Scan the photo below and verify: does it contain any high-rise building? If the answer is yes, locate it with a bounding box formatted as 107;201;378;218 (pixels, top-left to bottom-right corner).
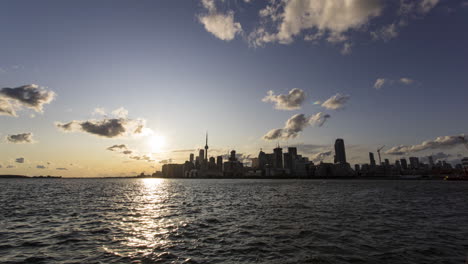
288;147;297;158
400;158;408;170
428;156;434;168
258;149;267;169
384;159;390;166
283;153;292;170
369;152;376;167
230;150;236;161
334;139;347;164
216;156;223;170
273;145;283;169
409;157;420;169
189;153;194;164
199;149;204;164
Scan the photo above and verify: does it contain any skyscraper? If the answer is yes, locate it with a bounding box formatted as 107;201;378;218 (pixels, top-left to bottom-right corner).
334;138;347;164
273;145;283;169
216;156;223;170
400;158;408;170
189;153;194;164
369;152;376;167
199;149;204;164
409;157;420;169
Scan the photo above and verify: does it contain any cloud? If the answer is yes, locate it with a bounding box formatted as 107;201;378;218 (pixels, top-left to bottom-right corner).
0;84;56;116
263;112;330;140
341;43;352;55
6;165;15;168
56;117;148;138
250;0;383;46
93;107;106;116
371;23;399;41
386;134;466;155
374;78;387;89
159;159;173;164
374;77;416;89
37;165;46;169
56;168;68;170
198;0;242;41
311;151;333;163
130;155;154;162
0;98;16;116
15;157;25;163
399;77;414;84
262;88;306;110
171;149;196;153
7;133;34;144
321;93;350;110
107;144;128;151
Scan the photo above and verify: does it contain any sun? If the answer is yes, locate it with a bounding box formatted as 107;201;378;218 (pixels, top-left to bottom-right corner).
148;135;166;153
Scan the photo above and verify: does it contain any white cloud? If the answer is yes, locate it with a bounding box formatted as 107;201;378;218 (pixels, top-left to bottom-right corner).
251;0;383;46
386;134;466;155
321;93;350;110
399;77;414;84
263;112;330;140
198;0;242;41
262;88;306;110
374;78;387;89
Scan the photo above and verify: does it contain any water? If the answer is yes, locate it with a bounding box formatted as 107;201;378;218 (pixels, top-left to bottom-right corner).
0;178;467;263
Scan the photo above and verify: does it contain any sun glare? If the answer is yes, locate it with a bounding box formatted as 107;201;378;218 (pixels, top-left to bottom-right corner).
149;135;166;153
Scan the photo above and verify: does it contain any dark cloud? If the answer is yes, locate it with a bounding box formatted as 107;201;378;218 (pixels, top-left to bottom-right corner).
130;155;154;162
107;144;128;151
321;93;350;110
56;117;147;138
171;149;196;153
386;134;466;155
6;165;15;168
0;84;56;115
262;88;306;110
7;133;34;143
56;168;67;170
263;113;330;140
36;165;46;169
15;157;25;163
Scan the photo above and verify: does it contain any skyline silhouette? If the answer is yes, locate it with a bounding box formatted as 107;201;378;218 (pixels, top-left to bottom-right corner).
1;0;468;177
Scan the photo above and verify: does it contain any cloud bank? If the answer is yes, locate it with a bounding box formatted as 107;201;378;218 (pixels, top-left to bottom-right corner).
386;134;466;155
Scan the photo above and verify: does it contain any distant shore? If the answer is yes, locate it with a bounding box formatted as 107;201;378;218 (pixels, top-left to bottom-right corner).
2;174;464;180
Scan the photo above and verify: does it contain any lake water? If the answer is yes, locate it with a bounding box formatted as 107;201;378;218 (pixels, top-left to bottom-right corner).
1;178;467;263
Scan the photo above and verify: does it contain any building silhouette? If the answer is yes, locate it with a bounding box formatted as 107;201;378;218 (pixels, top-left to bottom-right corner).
334;138;347;164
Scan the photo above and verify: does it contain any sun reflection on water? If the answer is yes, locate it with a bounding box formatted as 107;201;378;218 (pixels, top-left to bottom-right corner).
104;178;174;259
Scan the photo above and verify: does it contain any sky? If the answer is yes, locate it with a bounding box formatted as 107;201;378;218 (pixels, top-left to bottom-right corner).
1;0;468;177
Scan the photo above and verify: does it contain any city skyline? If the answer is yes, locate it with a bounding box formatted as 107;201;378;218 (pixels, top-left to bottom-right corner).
1;0;468;177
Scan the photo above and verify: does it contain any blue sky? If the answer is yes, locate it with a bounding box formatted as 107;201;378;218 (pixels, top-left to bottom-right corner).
1;0;468;176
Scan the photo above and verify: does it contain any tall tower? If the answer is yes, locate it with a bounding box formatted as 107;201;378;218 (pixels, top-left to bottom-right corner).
334;138;347;164
204;132;209;162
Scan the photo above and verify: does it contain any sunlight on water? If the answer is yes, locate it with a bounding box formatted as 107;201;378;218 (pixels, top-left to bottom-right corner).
105;178;169;258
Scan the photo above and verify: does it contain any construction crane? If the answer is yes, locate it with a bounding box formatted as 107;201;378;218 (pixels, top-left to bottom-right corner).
377;145;385;165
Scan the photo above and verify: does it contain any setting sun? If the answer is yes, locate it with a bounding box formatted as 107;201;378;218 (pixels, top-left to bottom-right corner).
148;135;166;153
